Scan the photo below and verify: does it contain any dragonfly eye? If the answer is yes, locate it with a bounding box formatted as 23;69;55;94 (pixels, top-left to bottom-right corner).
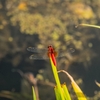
48;45;52;48
50;45;52;47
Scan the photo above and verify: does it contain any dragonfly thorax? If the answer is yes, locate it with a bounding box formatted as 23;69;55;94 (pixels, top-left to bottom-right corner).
47;45;57;57
48;45;55;53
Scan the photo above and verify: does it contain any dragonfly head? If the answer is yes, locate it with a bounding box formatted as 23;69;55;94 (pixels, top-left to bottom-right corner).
48;45;54;51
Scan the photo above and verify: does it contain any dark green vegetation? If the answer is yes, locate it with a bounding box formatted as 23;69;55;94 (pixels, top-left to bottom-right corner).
0;0;100;100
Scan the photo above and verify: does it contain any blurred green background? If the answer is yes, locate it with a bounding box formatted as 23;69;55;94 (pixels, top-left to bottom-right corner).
0;0;100;100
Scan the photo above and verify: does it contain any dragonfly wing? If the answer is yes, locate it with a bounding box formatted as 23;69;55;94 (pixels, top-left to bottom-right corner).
29;53;49;60
27;47;47;53
67;47;75;53
56;47;75;58
66;41;75;53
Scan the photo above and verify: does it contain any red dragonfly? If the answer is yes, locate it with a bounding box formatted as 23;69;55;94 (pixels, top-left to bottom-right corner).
27;45;74;66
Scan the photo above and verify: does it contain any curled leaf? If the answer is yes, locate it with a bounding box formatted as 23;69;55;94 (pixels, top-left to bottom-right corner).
58;70;87;100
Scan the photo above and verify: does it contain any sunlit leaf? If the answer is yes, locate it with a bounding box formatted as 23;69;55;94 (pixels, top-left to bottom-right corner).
95;80;100;87
58;70;87;100
18;2;27;10
54;86;62;100
78;24;100;29
32;86;37;100
49;57;65;100
62;83;71;100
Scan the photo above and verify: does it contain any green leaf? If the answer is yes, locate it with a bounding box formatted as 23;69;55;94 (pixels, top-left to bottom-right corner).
58;70;87;100
77;24;100;29
32;86;37;100
49;57;65;100
62;83;71;100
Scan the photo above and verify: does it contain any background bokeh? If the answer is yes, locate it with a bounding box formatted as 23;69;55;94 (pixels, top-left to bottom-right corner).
0;0;100;100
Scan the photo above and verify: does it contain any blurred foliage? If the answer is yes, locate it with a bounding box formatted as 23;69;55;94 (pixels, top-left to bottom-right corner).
0;0;100;100
0;90;32;100
4;0;98;67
